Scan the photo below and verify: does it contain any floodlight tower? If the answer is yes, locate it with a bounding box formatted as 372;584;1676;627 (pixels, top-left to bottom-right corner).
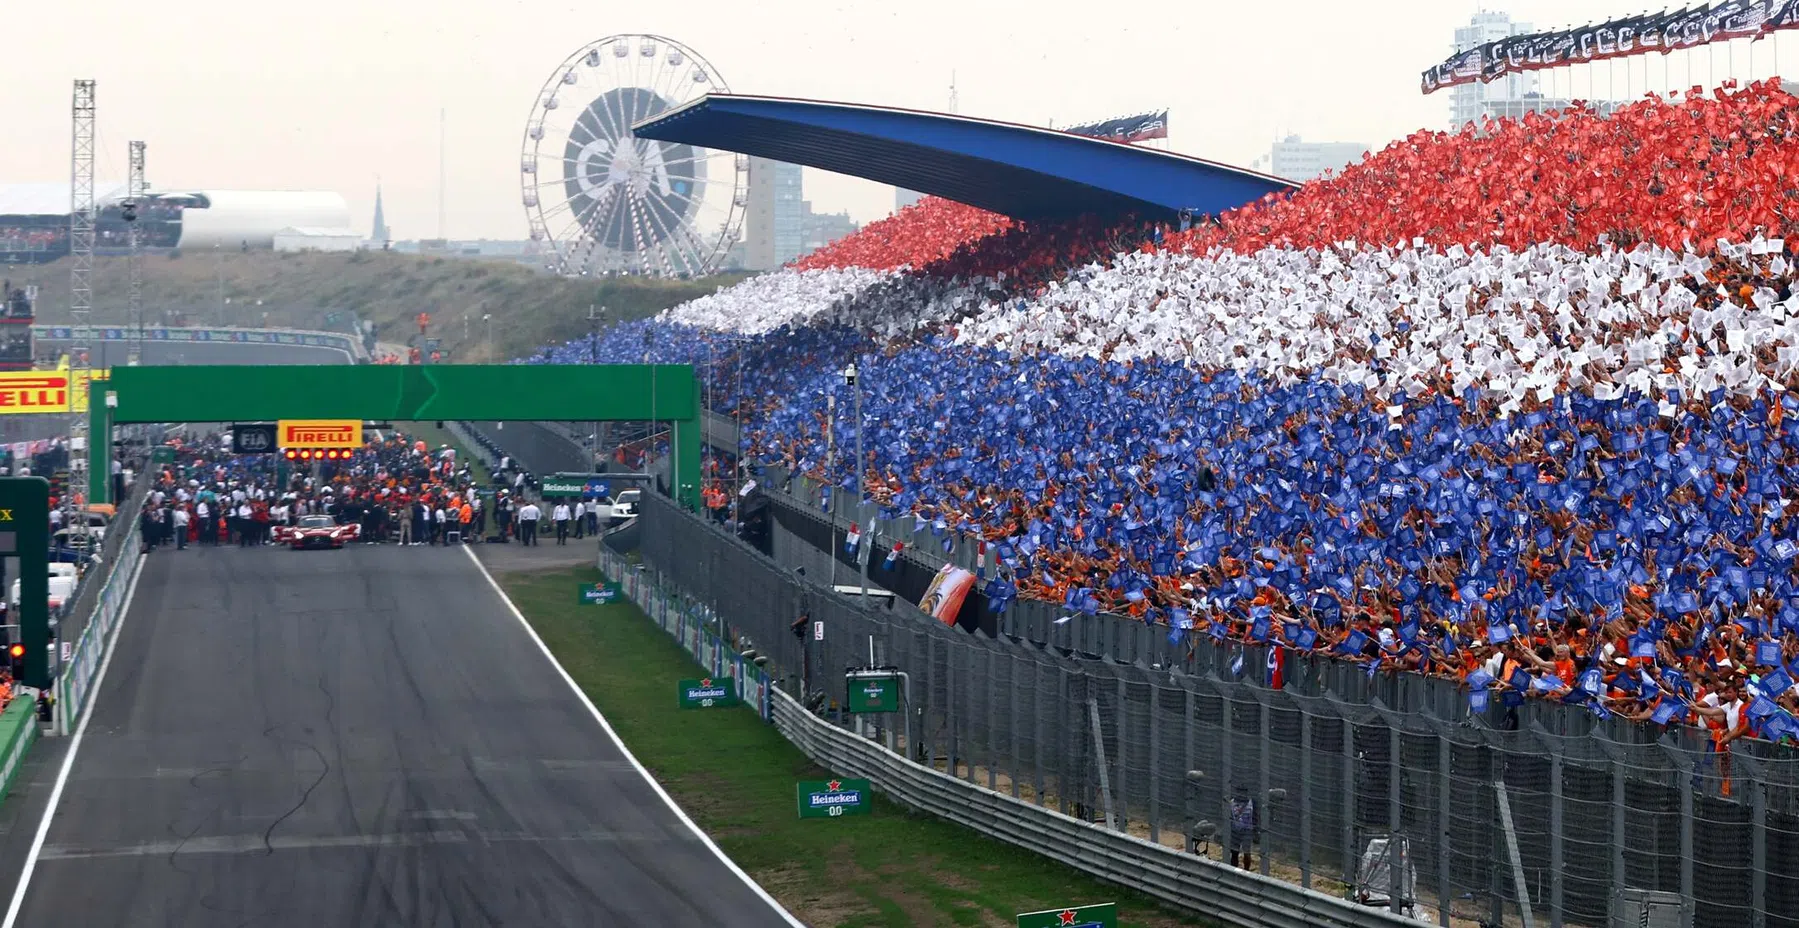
127;141;146;364
69;79;96;507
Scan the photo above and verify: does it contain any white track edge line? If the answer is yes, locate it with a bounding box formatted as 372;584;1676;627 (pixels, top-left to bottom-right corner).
2;552;148;928
461;546;806;927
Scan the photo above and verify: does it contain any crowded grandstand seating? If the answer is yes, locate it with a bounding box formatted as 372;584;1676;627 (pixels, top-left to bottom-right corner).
526;79;1799;740
1171;78;1799;256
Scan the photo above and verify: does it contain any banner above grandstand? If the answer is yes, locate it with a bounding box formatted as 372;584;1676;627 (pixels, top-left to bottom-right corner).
632;95;1290;222
1421;0;1799;94
1063;111;1169;144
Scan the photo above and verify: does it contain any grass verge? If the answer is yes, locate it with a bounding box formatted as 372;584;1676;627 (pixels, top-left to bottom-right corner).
496;563;1216;928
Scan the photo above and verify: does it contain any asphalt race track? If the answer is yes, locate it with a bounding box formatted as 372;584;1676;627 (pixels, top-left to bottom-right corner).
7;545;798;927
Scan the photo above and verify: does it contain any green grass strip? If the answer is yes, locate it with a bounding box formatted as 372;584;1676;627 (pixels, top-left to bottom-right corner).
498;564;1216;928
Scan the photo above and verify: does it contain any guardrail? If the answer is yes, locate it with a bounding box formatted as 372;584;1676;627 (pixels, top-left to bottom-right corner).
769;688;1420;928
55;516;143;735
0;699;38;801
34;324;366;362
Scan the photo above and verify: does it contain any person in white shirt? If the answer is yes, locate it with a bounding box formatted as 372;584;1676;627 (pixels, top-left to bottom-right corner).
236;502;254;547
571;500;587;540
195;500;213;545
172;505;190;550
552;502;572;545
517;502;541;546
433;505;447;546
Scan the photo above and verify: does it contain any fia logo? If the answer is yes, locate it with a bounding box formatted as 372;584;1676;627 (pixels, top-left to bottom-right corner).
236;429;272;452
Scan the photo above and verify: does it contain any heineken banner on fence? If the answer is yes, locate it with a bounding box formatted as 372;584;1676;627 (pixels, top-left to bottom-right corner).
1015;903;1118;928
676;676;737;709
795;778;872;818
578;581;623;605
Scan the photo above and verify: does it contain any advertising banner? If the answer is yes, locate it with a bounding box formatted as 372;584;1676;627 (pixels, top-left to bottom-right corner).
277;419;362;449
676;676;737;709
578;581;623;605
1015;904;1118;928
795;778;871;818
0;371;70;415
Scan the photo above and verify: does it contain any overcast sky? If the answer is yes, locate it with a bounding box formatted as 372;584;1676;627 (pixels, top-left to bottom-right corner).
3;0;1785;240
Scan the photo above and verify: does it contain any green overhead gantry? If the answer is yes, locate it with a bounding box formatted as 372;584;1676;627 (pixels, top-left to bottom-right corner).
86;364;702;509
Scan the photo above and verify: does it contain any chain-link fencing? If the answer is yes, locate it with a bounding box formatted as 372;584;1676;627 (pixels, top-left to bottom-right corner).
639;489;1796;928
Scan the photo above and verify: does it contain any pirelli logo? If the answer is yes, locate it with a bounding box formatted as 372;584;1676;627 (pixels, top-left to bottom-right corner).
0;374;70;413
277;419;362;449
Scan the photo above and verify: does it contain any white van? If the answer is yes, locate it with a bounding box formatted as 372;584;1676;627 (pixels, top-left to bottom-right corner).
610;489;641;522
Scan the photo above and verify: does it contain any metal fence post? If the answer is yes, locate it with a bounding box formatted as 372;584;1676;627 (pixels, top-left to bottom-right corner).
1008;653;1022;800
1185;686;1197;853
1752;774;1767;928
1549;744;1564;928
1342;717;1356;885
1259;700;1272;878
1149;684;1162;845
1057;665;1071;818
1221;687;1235;836
1437;734;1451;927
1611;763;1625;914
986;649;999;791
1114;675;1128;831
1033;659;1046;806
1299;708;1313;889
1679;751;1694;910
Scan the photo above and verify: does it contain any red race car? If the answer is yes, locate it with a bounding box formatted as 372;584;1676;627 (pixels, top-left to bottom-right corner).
272;514;361;549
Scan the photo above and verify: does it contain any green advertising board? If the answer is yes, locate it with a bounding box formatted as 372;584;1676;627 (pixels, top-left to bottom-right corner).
1015;903;1118;928
542;472;610;498
0;479;49;687
795;778;872;818
89;364;703;512
845;671;900;713
578;581;623;605
677;676;738;709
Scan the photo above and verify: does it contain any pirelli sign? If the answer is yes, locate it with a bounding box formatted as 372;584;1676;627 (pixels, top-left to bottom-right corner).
277;419;362;449
0;372;70;414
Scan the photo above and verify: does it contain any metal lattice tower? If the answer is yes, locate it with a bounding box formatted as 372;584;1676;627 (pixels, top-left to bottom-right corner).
127;140;146;364
69;79;96;503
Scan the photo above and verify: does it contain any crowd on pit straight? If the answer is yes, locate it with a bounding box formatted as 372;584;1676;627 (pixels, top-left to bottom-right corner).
131;431;564;548
522;79;1799;749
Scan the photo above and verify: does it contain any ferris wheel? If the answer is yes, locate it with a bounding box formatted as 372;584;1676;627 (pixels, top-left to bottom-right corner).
520;35;747;278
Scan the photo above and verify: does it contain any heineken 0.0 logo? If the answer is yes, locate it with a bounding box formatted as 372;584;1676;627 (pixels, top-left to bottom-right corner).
676;676;738;710
796;778;872;819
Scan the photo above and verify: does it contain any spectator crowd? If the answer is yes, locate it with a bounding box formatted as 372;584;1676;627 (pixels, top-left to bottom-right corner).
521;79;1799;750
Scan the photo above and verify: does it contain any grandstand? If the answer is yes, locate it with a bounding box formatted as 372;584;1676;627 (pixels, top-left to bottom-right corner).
0;184;352;259
533;79;1799;750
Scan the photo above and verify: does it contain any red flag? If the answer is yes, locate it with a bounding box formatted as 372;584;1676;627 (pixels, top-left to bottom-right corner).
1266;645;1285;690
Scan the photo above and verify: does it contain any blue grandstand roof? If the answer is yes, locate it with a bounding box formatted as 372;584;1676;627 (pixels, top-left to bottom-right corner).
632;95;1295;222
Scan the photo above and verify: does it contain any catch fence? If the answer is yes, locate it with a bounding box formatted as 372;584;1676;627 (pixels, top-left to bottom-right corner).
640;488;1799;928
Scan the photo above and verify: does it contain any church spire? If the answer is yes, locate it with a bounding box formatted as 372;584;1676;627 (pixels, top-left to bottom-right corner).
371;180;389;244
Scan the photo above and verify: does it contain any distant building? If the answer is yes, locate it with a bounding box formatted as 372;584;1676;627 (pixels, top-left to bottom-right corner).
1270;137;1370;183
895;187;924;212
1450;11;1543;129
743;157;805;270
800;203;859;253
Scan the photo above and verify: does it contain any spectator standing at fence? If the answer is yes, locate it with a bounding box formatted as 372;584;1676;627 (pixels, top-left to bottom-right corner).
1228;785;1258;870
518;500;541;546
